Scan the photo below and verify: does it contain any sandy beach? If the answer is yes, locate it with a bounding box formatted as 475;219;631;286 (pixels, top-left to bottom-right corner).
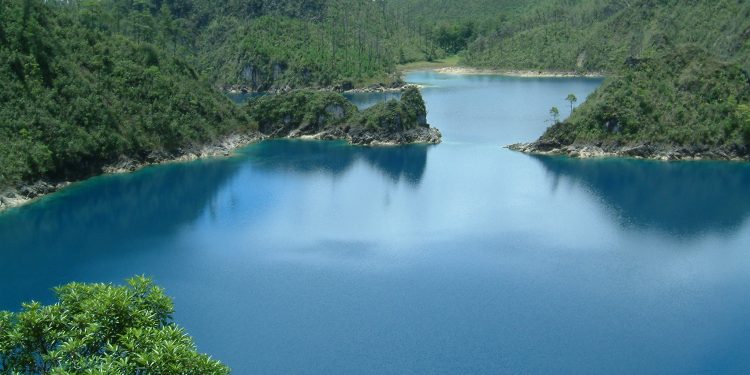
433;66;605;78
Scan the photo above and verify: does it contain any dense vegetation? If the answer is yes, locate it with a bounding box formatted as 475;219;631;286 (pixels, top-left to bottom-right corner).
0;277;228;374
0;0;448;189
247;86;431;138
395;0;750;156
248;90;357;136
0;0;251;189
196;1;428;90
536;47;750;153
392;0;750;74
82;0;431;89
356;85;428;130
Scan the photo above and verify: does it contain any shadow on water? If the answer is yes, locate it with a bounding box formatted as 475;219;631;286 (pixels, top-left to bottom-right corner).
0;158;242;293
531;155;750;237
242;140;431;186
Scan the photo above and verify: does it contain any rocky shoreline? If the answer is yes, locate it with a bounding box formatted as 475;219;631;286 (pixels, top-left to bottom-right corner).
2;86;441;213
1;127;442;213
0;133;267;213
507;141;750;161
294;126;442;146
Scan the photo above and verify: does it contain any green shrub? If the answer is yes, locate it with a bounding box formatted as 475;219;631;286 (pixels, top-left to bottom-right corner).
0;277;229;374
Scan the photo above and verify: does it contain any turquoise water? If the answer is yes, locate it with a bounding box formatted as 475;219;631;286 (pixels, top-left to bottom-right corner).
3;72;750;373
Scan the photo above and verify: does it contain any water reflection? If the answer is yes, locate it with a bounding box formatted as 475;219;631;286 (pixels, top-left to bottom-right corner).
242;140;431;186
532;155;750;236
0;158;242;277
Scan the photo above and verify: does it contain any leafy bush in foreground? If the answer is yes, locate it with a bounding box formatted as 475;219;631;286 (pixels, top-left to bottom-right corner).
0;277;228;374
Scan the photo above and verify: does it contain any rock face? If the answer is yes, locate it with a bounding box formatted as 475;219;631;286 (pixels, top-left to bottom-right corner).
247;86;442;146
507;140;750;161
347;127;442;146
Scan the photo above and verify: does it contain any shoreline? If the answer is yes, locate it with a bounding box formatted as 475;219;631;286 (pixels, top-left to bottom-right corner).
0;132;267;213
432;66;605;78
224;65;603;96
507;142;750;162
0;129;442;213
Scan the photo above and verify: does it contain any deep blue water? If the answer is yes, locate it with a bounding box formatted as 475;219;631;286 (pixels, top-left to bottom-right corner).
3;72;750;374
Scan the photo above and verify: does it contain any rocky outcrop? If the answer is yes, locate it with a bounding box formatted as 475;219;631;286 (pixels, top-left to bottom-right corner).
507;141;750;161
347;126;442;146
0;181;69;211
248;86;442;146
295;125;441;146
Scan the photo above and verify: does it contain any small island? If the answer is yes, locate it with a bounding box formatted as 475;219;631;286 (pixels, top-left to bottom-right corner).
247;86;441;146
510;47;750;161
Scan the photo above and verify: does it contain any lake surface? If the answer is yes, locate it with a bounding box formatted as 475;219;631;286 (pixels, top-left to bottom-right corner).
3;71;750;374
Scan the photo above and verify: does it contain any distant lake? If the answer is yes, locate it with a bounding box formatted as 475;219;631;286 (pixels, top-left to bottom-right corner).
3;71;750;374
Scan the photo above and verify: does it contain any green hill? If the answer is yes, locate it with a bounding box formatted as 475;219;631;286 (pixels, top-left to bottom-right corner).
459;0;750;73
96;0;430;90
511;47;750;160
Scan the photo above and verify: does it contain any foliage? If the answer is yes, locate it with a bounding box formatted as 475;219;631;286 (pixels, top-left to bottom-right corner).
247;90;357;134
0;0;251;189
356;86;428;130
549;107;560;124
426;22;476;55
566;94;577;112
539;47;750;148
739;104;750;144
393;0;750;73
84;0;431;89
457;0;750;73
247;86;429;134
0;277;229;374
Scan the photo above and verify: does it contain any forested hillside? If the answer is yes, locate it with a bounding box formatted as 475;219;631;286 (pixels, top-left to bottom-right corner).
430;0;750;73
0;0;250;189
88;0;431;90
0;0;433;190
196;0;428;90
394;0;750;158
511;47;750;159
391;0;750;73
4;0;750;189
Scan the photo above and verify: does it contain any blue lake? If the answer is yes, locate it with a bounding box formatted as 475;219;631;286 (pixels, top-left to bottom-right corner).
3;71;750;374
